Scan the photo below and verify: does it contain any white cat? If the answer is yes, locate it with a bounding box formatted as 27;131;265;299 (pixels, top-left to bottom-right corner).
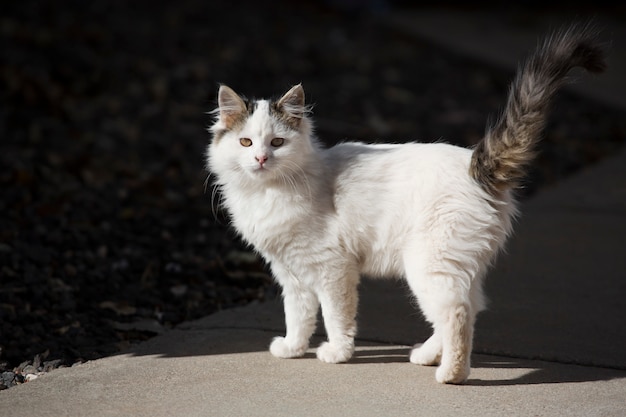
206;26;605;384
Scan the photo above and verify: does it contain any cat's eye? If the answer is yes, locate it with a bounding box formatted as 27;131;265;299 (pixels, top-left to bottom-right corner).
240;138;252;147
271;137;285;147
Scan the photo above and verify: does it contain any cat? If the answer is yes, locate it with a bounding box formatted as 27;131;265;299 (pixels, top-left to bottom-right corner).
206;25;605;384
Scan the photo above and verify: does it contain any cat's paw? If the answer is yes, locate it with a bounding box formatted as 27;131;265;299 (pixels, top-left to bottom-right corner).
435;361;470;384
269;337;307;359
409;343;441;366
316;341;354;364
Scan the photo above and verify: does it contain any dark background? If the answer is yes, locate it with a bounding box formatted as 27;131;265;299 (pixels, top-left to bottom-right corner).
1;0;624;386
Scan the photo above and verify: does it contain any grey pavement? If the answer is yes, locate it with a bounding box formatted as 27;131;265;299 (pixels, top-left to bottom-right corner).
2;8;626;417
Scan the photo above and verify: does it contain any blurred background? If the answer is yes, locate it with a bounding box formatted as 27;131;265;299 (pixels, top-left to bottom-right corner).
1;0;624;386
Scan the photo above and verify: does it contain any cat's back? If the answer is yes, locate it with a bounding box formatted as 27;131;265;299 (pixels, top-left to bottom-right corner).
323;140;486;232
324;141;474;191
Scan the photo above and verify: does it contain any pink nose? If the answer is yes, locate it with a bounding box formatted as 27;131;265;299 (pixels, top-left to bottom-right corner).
256;155;268;165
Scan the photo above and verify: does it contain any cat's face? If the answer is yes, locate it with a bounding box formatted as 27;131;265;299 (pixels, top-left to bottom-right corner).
208;85;314;186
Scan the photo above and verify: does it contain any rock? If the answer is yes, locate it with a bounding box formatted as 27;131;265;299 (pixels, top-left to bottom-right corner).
21;365;37;375
170;284;188;297
99;301;137;316
42;359;63;372
1;371;16;388
25;373;39;382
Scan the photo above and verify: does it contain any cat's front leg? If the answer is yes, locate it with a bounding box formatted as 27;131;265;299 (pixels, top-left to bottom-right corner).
270;272;319;359
316;271;359;364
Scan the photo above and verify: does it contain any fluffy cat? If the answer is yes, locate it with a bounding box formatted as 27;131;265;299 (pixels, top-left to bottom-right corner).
206;26;605;384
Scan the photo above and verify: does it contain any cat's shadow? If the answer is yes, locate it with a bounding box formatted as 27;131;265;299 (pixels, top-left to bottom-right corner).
129;327;624;387
464;355;626;386
302;347;408;365
302;346;626;386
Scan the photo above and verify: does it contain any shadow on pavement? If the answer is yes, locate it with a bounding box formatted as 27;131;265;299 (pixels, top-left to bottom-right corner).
127;325;626;387
468;355;626;386
349;346;626;386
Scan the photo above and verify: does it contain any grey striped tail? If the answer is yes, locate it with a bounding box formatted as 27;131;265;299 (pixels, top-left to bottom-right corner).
470;24;607;194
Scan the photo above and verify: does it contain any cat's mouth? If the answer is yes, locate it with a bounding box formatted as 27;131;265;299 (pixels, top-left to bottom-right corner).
248;163;272;176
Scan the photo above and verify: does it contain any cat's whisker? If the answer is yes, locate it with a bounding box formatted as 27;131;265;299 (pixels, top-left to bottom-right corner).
277;170;299;196
277;164;298;190
204;173;223;221
280;160;313;200
282;169;306;198
203;173;211;194
210;184;222;221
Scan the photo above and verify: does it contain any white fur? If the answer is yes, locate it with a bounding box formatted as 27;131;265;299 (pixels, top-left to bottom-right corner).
207;95;517;384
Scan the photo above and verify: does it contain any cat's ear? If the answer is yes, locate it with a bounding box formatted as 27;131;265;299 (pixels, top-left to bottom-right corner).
218;85;247;129
276;84;306;129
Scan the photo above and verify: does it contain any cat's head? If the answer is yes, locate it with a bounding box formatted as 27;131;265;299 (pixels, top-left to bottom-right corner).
207;84;316;187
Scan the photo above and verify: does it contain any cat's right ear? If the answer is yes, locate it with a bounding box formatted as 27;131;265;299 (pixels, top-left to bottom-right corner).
218;85;247;129
276;84;307;129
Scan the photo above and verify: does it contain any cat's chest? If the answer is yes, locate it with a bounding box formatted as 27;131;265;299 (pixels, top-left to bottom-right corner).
225;187;314;251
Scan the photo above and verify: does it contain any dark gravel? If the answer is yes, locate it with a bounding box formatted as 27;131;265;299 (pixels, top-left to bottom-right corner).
1;1;624;389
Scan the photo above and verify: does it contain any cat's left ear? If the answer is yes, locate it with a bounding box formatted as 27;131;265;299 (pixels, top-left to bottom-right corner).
218;85;247;129
276;84;306;129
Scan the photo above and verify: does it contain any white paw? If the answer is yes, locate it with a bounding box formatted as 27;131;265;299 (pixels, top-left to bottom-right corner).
435;362;470;384
316;341;354;364
269;337;307;359
409;344;441;366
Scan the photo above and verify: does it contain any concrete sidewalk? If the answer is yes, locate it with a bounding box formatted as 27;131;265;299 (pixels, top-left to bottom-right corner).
2;8;625;417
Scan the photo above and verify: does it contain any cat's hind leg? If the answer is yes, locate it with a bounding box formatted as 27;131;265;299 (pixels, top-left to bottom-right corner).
410;276;485;368
404;252;478;384
270;275;319;359
434;302;474;384
415;292;474;384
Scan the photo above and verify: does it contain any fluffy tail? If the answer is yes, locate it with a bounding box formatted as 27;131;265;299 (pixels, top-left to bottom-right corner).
470;24;607;194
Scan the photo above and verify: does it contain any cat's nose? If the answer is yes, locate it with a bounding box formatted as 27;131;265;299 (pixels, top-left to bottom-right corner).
256;154;268;165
